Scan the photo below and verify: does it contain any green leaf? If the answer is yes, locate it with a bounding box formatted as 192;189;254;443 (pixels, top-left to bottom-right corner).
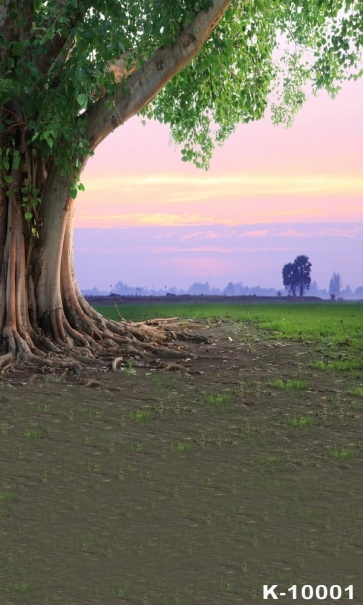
24;212;32;220
77;182;85;192
0;78;13;93
4;175;12;183
11;42;22;56
41;130;54;147
70;187;78;199
76;68;85;82
76;94;88;109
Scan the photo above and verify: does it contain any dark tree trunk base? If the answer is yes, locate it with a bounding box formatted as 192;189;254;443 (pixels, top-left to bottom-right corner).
0;303;212;375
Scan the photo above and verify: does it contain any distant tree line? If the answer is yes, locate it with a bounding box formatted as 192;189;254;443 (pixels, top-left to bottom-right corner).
81;272;363;300
81;281;279;297
82;281;277;296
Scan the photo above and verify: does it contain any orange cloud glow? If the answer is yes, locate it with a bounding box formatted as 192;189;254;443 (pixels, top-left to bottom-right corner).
85;173;362;197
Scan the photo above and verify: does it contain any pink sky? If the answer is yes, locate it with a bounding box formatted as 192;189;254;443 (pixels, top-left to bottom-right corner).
74;76;363;292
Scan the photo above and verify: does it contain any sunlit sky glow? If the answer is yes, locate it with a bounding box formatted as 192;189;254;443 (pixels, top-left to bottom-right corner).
74;76;363;292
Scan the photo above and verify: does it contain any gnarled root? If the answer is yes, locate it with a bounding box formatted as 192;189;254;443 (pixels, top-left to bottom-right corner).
0;301;212;376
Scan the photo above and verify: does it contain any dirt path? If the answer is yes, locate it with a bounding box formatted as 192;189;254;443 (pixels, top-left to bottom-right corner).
1;321;363;604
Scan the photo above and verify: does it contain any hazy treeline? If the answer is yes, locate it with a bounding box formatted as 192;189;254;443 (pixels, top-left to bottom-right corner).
82;279;363;299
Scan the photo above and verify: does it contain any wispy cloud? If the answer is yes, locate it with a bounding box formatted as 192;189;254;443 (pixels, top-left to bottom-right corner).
153;246;232;254
179;230;219;241
85;173;363;200
238;230;269;238
80;212;220;227
275;225;363;238
76;192;363;228
76;212;236;227
74;222;363;292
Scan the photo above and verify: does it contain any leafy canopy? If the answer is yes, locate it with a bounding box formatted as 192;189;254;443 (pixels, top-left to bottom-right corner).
1;0;363;176
282;255;312;297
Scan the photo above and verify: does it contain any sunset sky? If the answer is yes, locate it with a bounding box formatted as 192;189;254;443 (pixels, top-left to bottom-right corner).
74;74;363;292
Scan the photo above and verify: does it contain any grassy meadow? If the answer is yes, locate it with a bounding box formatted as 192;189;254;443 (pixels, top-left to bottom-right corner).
96;300;363;372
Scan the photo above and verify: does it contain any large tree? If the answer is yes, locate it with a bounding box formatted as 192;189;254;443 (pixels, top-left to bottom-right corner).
282;255;312;297
282;261;298;296
1;1;362;368
293;254;312;297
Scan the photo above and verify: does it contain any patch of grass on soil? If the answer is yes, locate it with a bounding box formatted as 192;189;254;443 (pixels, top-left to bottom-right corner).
329;447;356;459
286;415;315;428
348;387;363;397
203;391;232;407
310;358;363;371
129;409;152;422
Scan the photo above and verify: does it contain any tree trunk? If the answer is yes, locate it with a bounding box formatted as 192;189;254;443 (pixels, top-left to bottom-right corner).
1;159;70;364
0;151;182;370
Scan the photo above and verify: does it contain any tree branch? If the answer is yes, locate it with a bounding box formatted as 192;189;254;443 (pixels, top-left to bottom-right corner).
85;0;233;151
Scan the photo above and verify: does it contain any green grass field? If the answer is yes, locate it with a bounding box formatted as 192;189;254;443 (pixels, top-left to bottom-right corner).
95;301;363;371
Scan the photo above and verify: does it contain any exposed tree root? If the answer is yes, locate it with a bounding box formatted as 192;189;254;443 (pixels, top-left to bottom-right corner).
0;351;15;371
0;191;211;374
0;304;213;377
0;123;215;380
111;357;123;372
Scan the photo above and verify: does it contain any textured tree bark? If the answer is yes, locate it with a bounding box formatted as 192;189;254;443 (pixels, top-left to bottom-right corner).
0;156;172;369
0;160;131;369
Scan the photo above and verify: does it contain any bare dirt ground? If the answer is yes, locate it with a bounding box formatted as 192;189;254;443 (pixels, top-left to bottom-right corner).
1;319;363;604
